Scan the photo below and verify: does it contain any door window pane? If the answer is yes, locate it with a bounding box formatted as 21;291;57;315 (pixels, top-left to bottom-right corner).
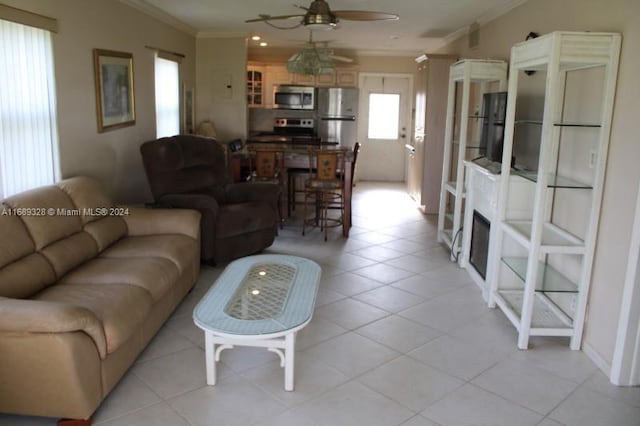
368;93;400;139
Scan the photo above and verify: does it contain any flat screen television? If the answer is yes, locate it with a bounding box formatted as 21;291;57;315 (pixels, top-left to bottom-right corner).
479;91;507;163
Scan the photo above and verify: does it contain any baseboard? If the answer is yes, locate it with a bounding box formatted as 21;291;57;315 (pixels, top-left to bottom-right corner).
583;341;612;381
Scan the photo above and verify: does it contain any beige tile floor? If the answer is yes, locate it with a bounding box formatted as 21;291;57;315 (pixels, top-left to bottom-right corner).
2;182;640;426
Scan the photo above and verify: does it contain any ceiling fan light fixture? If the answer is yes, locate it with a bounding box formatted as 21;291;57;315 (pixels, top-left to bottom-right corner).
287;46;335;75
303;14;337;30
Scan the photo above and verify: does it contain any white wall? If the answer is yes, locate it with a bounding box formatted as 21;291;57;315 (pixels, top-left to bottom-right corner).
436;0;640;371
1;0;196;203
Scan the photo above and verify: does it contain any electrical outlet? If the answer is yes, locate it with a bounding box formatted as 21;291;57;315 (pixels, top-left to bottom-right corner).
570;295;578;312
588;150;597;168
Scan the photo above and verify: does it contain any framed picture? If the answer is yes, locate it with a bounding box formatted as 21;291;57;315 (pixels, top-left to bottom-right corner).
93;49;135;132
183;86;194;134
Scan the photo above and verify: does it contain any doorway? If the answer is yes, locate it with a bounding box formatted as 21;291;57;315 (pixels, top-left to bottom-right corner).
357;73;413;182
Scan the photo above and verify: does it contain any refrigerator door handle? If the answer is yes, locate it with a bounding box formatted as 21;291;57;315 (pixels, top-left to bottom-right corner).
320;116;356;121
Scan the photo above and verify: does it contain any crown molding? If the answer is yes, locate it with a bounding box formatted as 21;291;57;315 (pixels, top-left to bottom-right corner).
353;49;422;58
196;31;249;39
118;0;197;36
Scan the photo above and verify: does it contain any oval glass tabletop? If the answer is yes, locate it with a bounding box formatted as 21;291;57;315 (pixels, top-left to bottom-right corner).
193;255;321;336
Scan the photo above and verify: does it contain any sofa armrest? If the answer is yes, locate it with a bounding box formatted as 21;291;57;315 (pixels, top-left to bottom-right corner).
0;298;107;358
225;182;280;205
123;205;201;240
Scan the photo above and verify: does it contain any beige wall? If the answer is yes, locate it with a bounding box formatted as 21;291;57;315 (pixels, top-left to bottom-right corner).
1;0;196;203
196;37;248;142
437;0;640;370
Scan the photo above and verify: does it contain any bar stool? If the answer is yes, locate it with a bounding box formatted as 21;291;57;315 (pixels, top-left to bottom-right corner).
248;147;285;228
302;148;347;241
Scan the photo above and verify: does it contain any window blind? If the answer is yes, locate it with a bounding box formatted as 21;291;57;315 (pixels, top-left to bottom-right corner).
0;19;60;198
154;55;180;138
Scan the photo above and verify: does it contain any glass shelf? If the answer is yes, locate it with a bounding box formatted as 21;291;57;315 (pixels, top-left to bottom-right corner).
496;291;573;329
514;120;601;127
513;171;593;189
502;257;579;293
554;122;601;128
515;120;542;125
502;221;586;254
453;141;483;149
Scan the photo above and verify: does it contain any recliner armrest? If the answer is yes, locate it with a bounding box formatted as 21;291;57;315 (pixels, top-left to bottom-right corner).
123;205;201;240
0;297;107;358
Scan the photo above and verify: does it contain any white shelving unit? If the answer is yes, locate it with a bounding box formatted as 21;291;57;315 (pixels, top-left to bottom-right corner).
489;31;621;350
437;60;507;259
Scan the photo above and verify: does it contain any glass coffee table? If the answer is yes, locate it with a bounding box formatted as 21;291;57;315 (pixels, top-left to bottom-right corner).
193;254;321;391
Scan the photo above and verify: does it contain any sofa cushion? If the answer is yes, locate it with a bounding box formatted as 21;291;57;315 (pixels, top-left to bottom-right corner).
59;257;179;303
4;186;82;250
84;217;128;252
0;208;34;268
216;202;277;239
100;235;199;274
57;176;114;225
35;284;152;355
40;232;98;278
0;254;56;299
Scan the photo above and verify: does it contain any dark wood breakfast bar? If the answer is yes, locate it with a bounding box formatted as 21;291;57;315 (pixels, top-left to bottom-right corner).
231;143;354;237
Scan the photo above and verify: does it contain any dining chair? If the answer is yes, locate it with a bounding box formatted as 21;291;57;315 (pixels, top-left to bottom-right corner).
302;147;347;241
248;147;285;228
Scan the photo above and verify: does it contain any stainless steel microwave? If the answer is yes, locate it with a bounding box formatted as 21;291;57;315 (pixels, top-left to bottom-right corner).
273;85;315;110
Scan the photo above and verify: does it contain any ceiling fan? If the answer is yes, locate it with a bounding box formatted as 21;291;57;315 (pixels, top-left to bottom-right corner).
245;0;399;31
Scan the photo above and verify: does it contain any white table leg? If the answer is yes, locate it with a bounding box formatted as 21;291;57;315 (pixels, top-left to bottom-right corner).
205;331;217;385
284;332;295;391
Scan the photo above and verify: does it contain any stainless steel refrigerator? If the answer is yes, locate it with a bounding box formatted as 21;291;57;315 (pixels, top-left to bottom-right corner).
316;87;358;148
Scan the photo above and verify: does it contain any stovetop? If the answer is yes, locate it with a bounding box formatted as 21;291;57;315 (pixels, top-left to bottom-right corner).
248;117;331;144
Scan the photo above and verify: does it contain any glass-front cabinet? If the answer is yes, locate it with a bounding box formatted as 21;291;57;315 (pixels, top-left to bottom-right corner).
437;59;507;259
489;31;621;350
247;66;264;107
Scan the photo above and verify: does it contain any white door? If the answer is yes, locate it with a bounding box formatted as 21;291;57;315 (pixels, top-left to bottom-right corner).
357;74;412;181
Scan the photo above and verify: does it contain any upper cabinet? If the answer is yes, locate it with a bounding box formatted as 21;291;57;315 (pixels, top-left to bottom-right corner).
489;32;622;350
247;62;358;108
247;65;264;107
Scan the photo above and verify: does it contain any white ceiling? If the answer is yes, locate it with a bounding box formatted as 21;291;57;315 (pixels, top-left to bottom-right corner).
124;0;527;55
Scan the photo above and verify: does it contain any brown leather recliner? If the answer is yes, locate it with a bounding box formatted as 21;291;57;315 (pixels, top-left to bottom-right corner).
140;135;280;263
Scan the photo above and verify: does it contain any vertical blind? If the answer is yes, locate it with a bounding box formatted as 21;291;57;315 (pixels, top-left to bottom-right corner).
0;19;59;198
154;55;180;138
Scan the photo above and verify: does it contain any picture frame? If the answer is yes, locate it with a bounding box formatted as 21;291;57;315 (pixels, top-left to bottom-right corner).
93;49;135;132
183;86;194;134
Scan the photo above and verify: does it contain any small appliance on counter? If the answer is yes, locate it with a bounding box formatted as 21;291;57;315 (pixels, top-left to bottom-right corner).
317;87;358;148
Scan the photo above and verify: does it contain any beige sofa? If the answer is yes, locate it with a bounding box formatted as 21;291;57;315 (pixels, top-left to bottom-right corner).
0;176;201;421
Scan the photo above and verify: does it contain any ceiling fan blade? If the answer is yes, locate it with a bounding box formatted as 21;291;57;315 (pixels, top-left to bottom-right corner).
333;10;399;21
245;14;304;23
